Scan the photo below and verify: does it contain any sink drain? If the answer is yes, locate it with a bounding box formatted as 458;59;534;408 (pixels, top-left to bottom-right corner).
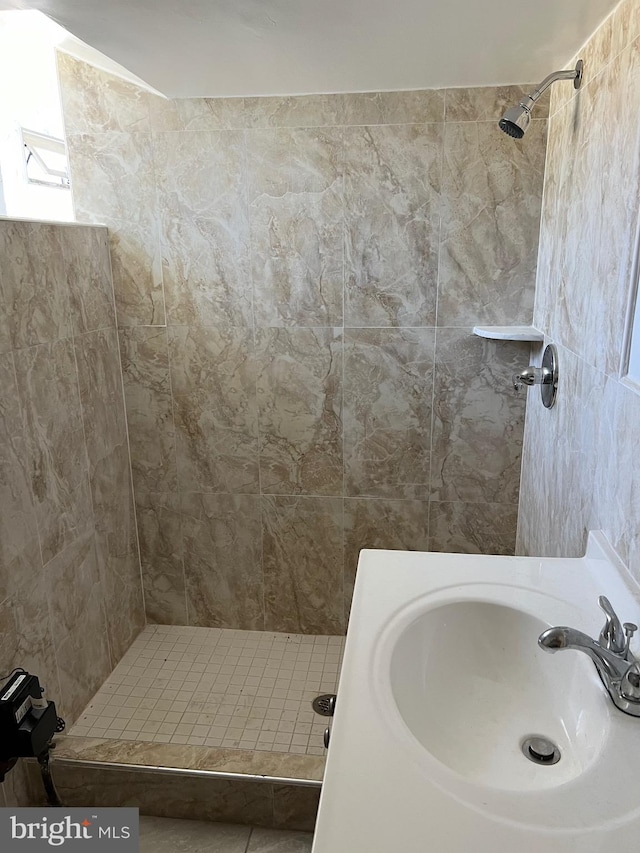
312;694;336;716
521;736;561;766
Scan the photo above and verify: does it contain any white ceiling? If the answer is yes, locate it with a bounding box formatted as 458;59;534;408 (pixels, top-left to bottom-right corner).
0;0;620;98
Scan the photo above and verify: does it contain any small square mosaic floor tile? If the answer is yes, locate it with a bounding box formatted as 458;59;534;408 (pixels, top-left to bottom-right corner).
69;625;345;756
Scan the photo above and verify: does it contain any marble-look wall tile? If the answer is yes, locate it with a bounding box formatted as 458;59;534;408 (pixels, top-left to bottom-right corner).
154;131;252;327
518;343;606;560
244;94;344;129
245;90;446;129
256;328;343;496
247;128;344;327
57;51;152;134
531;107;565;337
169;326;260;494
135;491;187;625
431;330;528;504
591;38;640;375
344;124;441;327
67;131;157;229
344;498;429;619
595;377;640;577
106;220;165;327
0;218;143;725
0;579;59;705
92;442;145;664
0;221;70;349
63;226;116;334
181;493;263;629
44;534;112;721
75;327;144;662
149;96;245;132
244;90;444;128
59;57;547;630
44;765;274;826
611;0;640;58
542;78;607;365
520;16;640;584
1;759;37;807
429;500;518;555
75;328;128;467
444;85;550;122
438;120;546;326
337;90;445;125
262;496;343;634
344;329;435;499
0;284;11;356
0;353;40;603
571;0;640;95
272;785;321;832
119;326;178;492
66;132;164;327
14;339;93;565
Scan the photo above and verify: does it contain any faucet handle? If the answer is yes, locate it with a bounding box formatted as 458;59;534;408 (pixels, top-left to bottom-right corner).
620;661;640;702
598;596;626;655
623;622;638;658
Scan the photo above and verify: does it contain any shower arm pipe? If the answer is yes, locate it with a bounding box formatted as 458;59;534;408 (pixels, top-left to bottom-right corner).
520;62;583;110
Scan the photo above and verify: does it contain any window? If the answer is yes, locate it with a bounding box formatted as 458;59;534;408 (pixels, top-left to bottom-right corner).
22;128;70;189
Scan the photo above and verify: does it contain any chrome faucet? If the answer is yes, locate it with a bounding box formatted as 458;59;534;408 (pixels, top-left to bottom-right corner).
538;596;640;717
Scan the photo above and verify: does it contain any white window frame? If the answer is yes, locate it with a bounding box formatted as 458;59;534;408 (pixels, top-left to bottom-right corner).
21;127;70;189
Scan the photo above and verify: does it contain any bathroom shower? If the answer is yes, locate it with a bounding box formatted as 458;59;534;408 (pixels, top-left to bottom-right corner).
499;59;584;137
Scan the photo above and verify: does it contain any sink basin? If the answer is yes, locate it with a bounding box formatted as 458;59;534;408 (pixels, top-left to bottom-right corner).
312;533;640;853
389;600;608;790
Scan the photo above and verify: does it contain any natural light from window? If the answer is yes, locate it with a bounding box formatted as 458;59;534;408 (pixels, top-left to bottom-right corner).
0;10;73;222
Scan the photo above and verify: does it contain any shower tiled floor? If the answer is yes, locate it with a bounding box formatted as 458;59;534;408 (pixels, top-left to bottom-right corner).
69;625;345;756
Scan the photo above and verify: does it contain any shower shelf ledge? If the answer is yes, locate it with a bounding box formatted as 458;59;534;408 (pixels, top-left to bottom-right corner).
472;325;544;342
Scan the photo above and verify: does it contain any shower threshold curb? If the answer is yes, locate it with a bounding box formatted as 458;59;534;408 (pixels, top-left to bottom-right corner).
48;735;325;787
25;738;323;830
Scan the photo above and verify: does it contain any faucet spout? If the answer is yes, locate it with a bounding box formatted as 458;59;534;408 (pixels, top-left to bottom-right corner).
538;626;628;682
538;599;640;718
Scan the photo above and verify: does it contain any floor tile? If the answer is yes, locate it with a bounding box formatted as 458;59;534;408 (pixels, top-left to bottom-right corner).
70;624;344;757
247;827;314;853
139;816;250;852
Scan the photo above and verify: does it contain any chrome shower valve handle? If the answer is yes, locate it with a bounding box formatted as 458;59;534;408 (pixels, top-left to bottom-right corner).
512;344;558;408
512;365;546;391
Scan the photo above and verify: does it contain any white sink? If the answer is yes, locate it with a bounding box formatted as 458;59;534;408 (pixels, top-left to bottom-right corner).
389;597;608;791
312;533;640;853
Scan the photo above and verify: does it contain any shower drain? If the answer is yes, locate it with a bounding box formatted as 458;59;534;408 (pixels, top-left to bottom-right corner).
521;735;561;766
312;694;336;717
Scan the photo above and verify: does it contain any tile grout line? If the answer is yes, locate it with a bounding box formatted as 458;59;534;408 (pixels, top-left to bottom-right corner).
69;304;117;676
243;125;267;632
68;625;344;755
244;825;254;853
162;324;189;626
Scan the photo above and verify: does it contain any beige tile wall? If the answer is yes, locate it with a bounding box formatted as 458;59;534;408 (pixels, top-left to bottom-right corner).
518;0;640;581
0;220;144;804
57;54;548;632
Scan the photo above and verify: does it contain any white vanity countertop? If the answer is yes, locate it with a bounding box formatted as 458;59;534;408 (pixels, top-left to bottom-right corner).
312;534;640;853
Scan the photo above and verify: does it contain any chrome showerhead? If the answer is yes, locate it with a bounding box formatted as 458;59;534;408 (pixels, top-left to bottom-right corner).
498;104;531;139
498;59;583;139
